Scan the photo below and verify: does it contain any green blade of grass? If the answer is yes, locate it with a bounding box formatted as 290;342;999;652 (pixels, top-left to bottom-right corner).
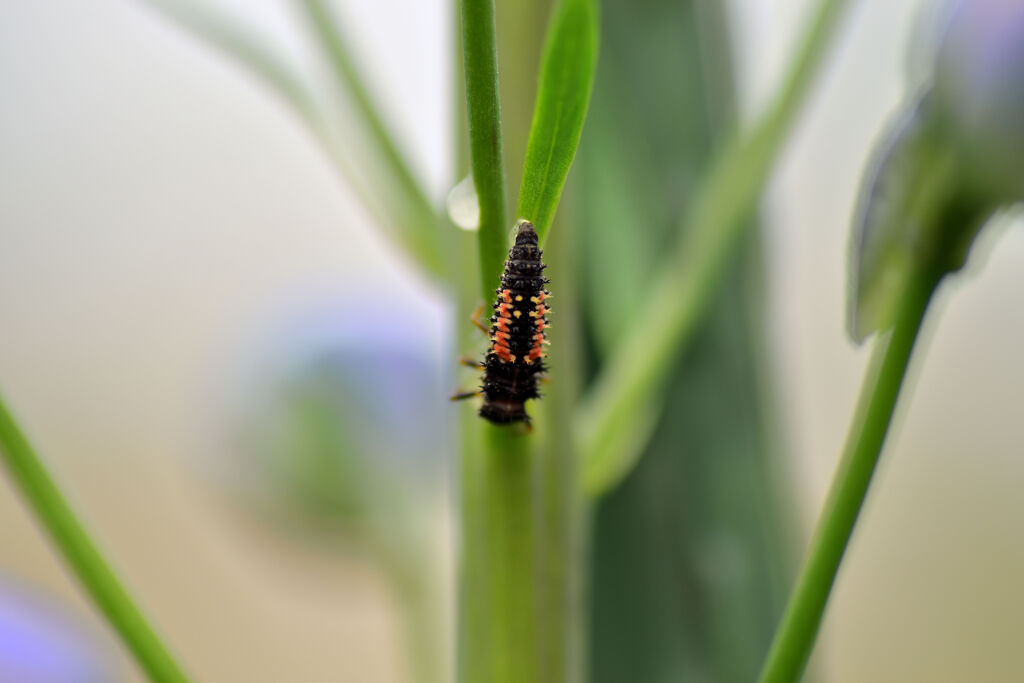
297;0;442;270
144;0;446;278
577;0;854;498
516;0;599;245
0;391;189;683
461;0;509;302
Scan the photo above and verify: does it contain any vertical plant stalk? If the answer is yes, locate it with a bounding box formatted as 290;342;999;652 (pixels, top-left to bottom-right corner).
482;424;537;683
758;265;940;682
0;393;189;683
145;0;446;279
461;0;510;302
456;419;538;683
297;0;440;245
536;215;586;683
459;2;539;681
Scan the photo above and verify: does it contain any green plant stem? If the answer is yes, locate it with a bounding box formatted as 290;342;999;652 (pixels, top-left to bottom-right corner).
297;0;440;242
576;0;855;497
0;392;188;683
458;422;538;683
758;265;940;683
461;0;510;302
484;424;537;683
146;0;446;279
536;216;585;683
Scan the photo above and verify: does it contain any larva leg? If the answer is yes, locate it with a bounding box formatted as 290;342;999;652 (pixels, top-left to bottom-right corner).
450;389;482;402
471;302;490;335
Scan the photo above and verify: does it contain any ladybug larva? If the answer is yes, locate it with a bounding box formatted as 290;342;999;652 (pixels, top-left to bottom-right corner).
453;220;550;424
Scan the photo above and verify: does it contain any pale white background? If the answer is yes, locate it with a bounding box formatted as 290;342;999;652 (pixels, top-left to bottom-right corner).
2;0;1024;680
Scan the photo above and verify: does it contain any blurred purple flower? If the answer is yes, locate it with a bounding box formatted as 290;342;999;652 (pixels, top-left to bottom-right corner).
0;581;113;682
220;291;453;528
935;0;1024;200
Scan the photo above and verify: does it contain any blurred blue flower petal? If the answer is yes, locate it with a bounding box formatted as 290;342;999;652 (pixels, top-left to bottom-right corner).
0;582;114;683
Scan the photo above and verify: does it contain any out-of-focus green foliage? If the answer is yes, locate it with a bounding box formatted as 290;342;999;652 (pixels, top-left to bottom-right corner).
847;93;990;342
574;0;854;497
850;0;1024;342
0;392;191;683
575;1;794;680
145;0;447;279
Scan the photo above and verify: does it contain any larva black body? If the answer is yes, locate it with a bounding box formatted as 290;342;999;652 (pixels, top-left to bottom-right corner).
479;221;550;424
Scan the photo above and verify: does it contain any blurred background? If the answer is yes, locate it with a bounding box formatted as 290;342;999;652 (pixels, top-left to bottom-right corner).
2;0;1024;681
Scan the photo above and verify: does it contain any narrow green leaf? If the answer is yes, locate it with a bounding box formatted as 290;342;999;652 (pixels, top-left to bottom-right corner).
461;0;509;302
516;0;600;244
576;0;854;498
298;0;442;271
144;0;447;279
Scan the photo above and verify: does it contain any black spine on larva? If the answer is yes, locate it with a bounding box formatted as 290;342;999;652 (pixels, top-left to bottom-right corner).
479;221;550;424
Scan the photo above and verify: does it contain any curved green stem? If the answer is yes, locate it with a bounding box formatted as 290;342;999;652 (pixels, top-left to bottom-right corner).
298;0;441;250
461;0;509;302
0;392;189;683
758;266;940;682
576;0;855;497
145;0;446;279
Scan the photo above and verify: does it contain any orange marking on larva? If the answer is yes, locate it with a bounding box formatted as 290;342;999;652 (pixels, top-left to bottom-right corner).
529;347;544;360
501;289;513;303
495;318;509;331
536;305;548;317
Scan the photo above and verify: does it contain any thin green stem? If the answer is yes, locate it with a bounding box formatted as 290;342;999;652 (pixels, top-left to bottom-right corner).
0;392;189;683
758;266;940;682
536;217;585;683
483;424;537;683
146;0;446;279
458;421;538;683
576;0;856;497
461;0;510;302
297;0;440;244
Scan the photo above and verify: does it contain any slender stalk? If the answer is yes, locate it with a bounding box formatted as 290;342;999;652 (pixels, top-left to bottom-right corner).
536;215;585;683
482;424;537;683
461;0;510;302
145;0;446;278
0;392;189;683
576;0;855;497
458;419;538;683
297;0;440;240
758;265;940;682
